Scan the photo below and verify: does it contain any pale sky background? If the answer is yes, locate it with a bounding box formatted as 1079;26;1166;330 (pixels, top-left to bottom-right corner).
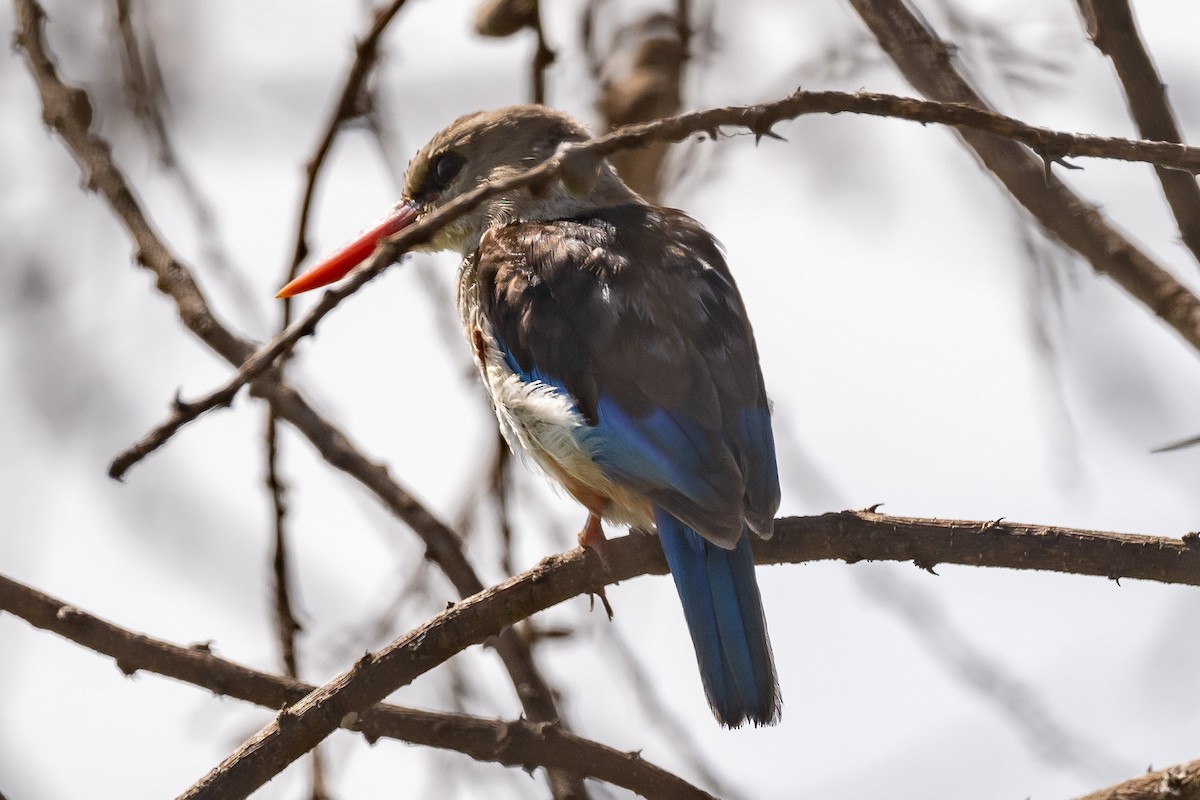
3;1;1200;798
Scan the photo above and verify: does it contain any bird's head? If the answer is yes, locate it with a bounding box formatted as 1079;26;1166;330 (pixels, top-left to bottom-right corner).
277;105;637;298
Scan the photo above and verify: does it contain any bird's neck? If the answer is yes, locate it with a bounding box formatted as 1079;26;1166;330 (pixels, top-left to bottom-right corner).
460;165;642;254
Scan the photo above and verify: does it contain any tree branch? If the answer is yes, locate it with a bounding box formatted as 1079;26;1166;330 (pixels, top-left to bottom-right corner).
112;86;1200;474
177;510;1199;799
847;0;1200;369
1072;758;1200;800
1077;0;1200;266
0;572;712;800
12;0;581;779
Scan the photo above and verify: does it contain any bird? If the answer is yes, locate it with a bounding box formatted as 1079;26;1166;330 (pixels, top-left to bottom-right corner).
278;105;782;728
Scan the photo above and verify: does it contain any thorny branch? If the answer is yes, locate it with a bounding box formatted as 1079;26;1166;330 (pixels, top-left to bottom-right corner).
111;87;1200;475
12;3;583;793
0;573;713;800
1072;757;1200;800
175;509;1200;799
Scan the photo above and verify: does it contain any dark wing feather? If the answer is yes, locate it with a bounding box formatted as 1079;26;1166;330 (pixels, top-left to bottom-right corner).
476;204;779;546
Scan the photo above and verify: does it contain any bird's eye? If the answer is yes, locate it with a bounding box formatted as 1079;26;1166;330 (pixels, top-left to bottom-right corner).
428;151;465;192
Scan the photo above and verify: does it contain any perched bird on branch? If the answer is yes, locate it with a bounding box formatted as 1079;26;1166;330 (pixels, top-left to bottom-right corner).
278;106;782;727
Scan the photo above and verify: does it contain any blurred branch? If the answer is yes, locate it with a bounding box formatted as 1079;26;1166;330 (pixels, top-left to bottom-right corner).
530;1;555;104
111;88;1200;477
472;0;555;103
265;417;302;678
0;572;712;800
109;0;254;317
285;0;415;281
489;428;517;576
13;6;583;794
847;0;1200;370
597;12;686;200
1153;432;1200;453
857;567;1128;779
177;509;1199;799
1077;0;1200;265
598;622;746;800
263;412;330;799
1072;758;1200;800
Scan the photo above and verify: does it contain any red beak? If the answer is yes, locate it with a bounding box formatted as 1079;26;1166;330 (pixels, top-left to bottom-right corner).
276;202;419;298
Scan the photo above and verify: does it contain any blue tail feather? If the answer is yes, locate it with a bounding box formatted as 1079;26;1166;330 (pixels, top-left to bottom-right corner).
655;508;781;727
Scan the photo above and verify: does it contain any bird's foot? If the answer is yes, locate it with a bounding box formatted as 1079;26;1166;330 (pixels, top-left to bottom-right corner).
578;512;614;620
577;512;611;566
588;588;614;620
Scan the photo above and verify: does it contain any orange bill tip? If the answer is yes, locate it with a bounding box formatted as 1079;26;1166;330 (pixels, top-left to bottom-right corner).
275;203;419;298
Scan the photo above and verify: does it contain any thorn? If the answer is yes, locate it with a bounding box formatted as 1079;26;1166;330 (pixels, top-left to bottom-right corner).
188;640;215;654
860;503;885;514
751;119;786;144
913;558;939;575
980;517;1006;532
1110;574;1123;585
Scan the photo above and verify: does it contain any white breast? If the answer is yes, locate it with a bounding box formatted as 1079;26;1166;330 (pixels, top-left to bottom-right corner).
456;256;652;530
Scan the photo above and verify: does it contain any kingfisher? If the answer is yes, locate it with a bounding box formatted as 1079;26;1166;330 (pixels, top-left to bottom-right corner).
278;106;782;727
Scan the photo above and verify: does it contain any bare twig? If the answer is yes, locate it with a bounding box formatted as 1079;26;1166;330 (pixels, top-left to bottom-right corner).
0;572;712;800
489;428;517;577
1072;758;1200;800
111;88;1200;475
1078;0;1200;265
176;509;1200;799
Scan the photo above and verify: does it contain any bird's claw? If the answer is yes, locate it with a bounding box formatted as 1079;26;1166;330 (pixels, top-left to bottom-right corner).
578;512;614;619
